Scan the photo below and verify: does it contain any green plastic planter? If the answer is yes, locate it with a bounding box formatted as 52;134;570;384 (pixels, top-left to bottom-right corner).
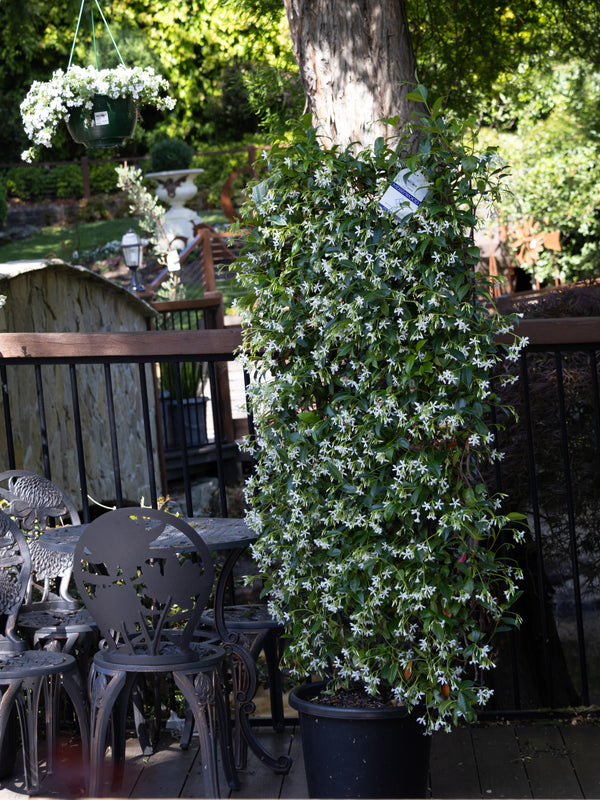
67;94;137;148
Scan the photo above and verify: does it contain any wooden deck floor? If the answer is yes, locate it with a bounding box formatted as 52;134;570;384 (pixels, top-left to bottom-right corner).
3;715;600;798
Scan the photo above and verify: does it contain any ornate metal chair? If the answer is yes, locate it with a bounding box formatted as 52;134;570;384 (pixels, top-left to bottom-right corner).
0;469;81;606
198;600;286;768
73;507;238;797
0;470;98;667
0;508;89;793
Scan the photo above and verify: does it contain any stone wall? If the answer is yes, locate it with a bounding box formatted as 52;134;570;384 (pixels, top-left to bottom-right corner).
0;260;160;509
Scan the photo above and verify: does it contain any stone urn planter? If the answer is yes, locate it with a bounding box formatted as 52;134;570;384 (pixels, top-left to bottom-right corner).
146;169;204;248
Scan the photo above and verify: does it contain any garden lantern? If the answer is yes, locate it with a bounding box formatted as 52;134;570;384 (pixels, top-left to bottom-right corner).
120;229;145;292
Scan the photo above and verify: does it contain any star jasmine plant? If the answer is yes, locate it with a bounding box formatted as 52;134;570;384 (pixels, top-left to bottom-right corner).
20;65;175;162
236;91;529;733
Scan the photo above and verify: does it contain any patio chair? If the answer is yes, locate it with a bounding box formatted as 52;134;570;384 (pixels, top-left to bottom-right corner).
73;507;238;797
196;601;286;769
0;508;89;793
0;469;81;606
0;471;98;668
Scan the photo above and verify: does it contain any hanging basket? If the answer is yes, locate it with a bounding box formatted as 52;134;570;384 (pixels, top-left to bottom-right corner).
66;94;137;148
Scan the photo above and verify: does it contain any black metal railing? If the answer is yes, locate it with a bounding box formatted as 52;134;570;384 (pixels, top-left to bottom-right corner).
1;318;600;716
0;329;245;523
150;296;228;456
488;318;600;715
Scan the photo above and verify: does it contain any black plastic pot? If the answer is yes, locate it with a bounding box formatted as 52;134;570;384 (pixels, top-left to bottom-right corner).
289;682;431;799
160;394;208;450
67;94;137;148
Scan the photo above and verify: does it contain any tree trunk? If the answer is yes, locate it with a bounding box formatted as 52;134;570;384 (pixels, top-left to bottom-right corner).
283;0;420;149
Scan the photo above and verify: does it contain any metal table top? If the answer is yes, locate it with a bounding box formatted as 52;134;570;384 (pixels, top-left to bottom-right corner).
38;516;256;556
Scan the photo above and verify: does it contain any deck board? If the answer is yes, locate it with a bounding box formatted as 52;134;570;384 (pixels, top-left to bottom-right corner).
516;724;583;799
429;726;480;798
279;729;308;800
471;724;531;798
9;717;600;798
227;728;295;799
557;723;600;799
128;736;199;798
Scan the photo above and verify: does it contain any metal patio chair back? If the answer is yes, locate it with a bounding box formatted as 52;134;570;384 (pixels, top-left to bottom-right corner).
73;507;237;797
0;508;89;793
73;507;214;659
0;470;98;671
0;469;81;606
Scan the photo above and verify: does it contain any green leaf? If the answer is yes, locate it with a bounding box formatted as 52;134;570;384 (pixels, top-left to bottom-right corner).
406;90;427;104
298;410;320;426
461;156;478;174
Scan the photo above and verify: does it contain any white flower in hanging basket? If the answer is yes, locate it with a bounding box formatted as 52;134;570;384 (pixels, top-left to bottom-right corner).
20;64;176;162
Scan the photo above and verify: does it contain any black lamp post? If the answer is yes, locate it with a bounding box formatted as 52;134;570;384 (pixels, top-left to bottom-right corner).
120;229;145;292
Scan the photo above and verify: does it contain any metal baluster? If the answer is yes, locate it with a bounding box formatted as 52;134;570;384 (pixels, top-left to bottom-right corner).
69;363;90;522
138;362;159;509
555;349;589;704
103;363;123;508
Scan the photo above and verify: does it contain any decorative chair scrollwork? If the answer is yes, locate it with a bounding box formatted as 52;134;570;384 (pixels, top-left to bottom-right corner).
0;508;89;793
73;507;238;797
0;470;98;672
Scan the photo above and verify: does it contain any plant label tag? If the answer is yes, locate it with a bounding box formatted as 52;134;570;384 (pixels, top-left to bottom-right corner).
93;111;110;127
379;168;429;220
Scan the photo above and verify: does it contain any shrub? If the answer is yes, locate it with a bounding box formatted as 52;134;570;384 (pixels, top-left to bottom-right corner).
51;164;84;199
89;162;120;195
236;105;527;732
193;141;268;209
5;165;48;201
149;138;194;172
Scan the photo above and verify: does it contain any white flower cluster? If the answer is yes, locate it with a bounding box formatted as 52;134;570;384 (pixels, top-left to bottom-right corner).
20;65;176;161
236;125;526;732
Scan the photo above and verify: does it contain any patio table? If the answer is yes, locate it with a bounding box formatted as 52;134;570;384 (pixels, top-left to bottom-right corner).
37;515;292;775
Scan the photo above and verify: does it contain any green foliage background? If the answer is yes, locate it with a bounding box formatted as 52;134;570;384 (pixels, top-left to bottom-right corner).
477;58;600;285
4;0;600;285
0;0;300;162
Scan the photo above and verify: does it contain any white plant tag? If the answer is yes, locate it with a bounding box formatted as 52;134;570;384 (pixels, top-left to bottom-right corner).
93;111;110;127
379;168;429;221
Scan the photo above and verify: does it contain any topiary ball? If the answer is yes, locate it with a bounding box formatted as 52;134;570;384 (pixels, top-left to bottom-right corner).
149;138;194;172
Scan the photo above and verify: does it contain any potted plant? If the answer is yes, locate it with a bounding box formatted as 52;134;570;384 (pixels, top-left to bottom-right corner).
159;360;208;450
235;90;527;799
146;137;204;247
20;65;175;162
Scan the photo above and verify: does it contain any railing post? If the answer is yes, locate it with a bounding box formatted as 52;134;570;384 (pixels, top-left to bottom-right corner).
209;293;235;445
201;229;217;293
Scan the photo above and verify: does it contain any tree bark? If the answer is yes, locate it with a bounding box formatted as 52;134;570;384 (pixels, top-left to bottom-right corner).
283;0;421;149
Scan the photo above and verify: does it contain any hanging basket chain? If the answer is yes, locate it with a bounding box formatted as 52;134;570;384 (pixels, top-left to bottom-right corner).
20;0;175;162
67;0;126;72
91;2;98;68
